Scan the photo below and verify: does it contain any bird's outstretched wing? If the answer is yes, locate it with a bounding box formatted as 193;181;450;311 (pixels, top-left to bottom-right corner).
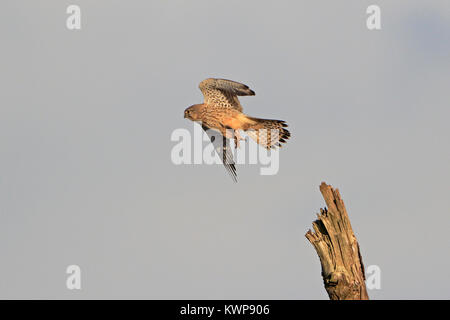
199;78;255;112
202;125;237;182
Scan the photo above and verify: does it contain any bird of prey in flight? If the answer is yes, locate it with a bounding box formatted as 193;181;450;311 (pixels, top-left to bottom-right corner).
184;78;290;182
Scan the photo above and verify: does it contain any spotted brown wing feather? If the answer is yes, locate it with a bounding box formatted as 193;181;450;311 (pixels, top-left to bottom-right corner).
202;125;237;182
199;78;255;112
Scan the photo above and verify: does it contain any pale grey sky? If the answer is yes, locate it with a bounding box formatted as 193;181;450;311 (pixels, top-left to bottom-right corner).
0;1;449;299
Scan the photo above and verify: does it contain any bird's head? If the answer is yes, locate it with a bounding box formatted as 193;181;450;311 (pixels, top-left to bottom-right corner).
184;104;203;121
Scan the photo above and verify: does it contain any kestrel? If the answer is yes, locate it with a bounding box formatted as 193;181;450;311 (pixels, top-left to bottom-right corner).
184;78;290;181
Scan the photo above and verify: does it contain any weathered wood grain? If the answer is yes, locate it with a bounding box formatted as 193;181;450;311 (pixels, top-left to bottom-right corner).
306;182;369;300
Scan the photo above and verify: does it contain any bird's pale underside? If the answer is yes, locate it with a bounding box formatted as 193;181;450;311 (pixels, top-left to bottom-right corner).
184;78;291;182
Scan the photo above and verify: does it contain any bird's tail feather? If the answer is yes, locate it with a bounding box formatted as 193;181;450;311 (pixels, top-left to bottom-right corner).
244;116;290;149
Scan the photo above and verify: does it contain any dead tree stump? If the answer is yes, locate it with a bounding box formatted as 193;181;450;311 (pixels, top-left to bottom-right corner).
305;182;369;300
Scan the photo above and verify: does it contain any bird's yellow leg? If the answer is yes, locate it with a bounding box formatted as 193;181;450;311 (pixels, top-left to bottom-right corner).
234;130;244;149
